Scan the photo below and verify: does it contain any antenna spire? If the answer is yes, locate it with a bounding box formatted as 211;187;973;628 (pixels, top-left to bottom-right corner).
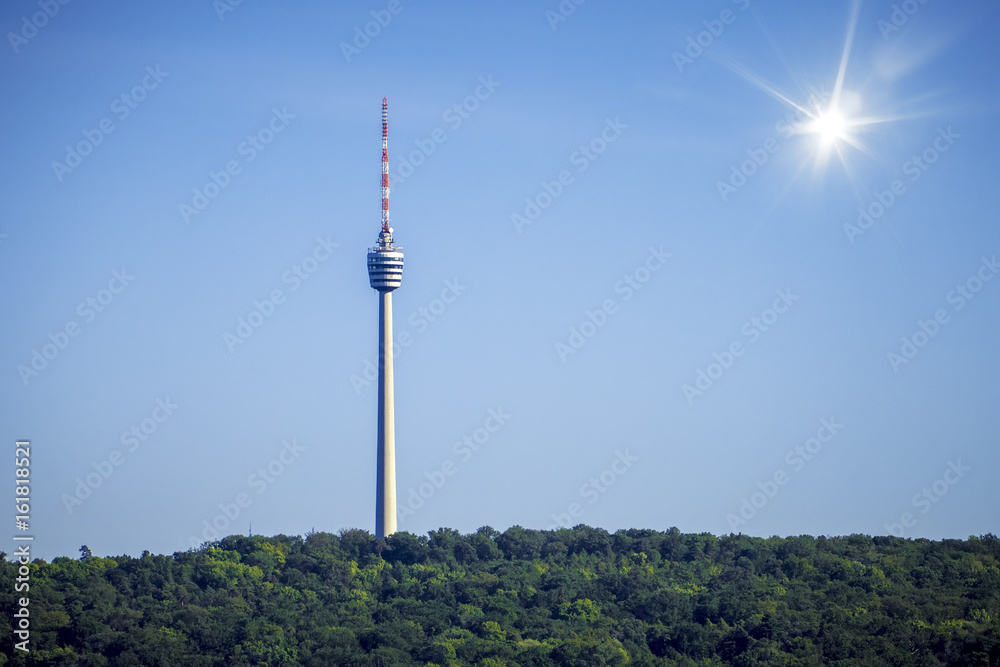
381;97;390;232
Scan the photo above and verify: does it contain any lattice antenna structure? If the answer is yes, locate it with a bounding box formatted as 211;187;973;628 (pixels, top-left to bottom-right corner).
381;97;390;232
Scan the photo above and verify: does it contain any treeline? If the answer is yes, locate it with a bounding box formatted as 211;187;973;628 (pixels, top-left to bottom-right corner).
1;527;999;665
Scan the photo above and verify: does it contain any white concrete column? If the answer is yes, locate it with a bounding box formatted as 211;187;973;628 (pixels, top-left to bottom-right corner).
376;290;397;538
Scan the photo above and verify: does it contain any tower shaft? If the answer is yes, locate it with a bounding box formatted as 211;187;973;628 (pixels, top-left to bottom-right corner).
375;290;396;538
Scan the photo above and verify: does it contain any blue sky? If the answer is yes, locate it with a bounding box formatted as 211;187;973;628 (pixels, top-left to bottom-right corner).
2;0;998;560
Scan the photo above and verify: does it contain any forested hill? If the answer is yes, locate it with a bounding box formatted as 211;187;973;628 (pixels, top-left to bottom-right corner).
2;528;999;666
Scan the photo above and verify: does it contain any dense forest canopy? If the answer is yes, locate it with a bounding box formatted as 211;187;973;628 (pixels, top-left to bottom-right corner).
2;527;998;666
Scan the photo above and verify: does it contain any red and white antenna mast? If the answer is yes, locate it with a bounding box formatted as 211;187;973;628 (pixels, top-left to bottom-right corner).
381;97;390;232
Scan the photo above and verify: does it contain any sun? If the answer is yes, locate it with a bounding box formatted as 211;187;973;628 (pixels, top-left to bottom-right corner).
708;0;903;186
801;90;865;152
795;90;873;166
811;108;849;146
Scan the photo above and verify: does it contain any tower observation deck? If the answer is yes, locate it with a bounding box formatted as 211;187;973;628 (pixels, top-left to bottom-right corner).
367;229;403;291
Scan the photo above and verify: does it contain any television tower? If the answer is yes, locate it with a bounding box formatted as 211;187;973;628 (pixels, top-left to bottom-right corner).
368;97;403;539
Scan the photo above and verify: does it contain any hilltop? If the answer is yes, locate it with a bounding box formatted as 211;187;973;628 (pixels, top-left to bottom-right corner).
2;527;999;665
